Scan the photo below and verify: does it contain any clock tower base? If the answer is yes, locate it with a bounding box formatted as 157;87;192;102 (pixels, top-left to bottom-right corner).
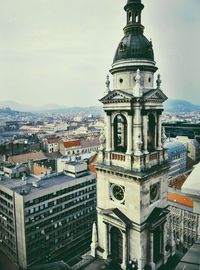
92;164;169;270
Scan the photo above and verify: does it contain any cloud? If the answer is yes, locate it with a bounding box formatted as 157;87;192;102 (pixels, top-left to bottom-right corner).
0;0;199;106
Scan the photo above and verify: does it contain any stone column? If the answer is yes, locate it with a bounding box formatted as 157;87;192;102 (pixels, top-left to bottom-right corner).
133;103;142;156
149;232;156;270
163;222;168;264
154;121;157;150
143;114;149;154
157;114;162;150
103;223;109;259
121;232;127;270
106;113;112;152
126;114;133;155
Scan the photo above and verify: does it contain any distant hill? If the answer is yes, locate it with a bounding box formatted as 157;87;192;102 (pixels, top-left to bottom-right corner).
0;101;103;116
0;100;64;112
0;99;200;114
164;99;200;113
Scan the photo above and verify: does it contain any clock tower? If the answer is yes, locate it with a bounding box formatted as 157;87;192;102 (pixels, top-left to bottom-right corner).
91;1;170;270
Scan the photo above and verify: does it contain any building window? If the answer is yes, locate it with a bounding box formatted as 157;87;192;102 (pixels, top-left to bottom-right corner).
114;114;127;153
147;114;156;151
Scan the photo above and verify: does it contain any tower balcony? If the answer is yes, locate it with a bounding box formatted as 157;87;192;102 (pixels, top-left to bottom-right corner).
110;152;126;167
102;148;167;173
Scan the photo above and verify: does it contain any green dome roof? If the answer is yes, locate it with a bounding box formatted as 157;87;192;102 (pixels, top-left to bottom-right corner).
113;31;154;63
113;0;154;64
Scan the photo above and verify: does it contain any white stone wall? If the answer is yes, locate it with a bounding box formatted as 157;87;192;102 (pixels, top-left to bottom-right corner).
113;71;154;92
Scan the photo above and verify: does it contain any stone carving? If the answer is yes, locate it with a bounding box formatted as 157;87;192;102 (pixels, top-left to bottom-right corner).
156;74;162;89
105;75;111;95
133;69;142;97
161;126;167;145
99;128;106;150
137;135;143;151
135;69;141;85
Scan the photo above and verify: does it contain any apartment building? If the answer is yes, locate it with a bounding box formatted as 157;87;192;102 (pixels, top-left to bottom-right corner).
0;162;96;269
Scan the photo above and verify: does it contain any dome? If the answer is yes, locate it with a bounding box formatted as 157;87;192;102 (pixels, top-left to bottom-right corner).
113;31;154;63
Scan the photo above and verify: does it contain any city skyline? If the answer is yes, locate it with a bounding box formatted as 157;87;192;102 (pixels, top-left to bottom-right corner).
0;0;199;107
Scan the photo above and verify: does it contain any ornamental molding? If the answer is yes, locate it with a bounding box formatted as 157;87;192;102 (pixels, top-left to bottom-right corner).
99;89;132;104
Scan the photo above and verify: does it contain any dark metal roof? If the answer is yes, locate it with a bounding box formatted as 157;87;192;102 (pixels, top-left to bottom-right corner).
112;208;132;226
113;31;154;63
175;241;200;270
147;207;169;225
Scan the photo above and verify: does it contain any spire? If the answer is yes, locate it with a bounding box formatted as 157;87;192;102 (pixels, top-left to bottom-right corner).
90;222;98;257
124;0;144;34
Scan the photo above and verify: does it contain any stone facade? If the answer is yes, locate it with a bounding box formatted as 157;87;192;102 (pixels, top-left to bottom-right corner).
91;1;171;269
167;206;200;252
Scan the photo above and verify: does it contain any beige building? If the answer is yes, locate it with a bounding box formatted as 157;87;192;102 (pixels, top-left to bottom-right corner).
43;137;60;153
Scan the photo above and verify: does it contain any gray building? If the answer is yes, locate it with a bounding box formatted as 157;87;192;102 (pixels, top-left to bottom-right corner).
164;141;187;178
0;162;96;269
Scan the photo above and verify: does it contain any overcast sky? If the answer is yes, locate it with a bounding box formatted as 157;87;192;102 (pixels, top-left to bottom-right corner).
0;0;199;107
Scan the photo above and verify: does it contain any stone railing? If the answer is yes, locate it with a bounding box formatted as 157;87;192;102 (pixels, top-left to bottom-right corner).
111;152;126;162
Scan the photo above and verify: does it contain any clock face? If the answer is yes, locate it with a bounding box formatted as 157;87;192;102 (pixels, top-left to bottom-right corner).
111;184;124;202
150;183;160;203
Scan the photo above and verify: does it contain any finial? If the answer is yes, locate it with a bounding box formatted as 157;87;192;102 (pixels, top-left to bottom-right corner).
105;74;111;95
99;128;106;150
156;74;162;90
135;69;141;85
133;69;142;97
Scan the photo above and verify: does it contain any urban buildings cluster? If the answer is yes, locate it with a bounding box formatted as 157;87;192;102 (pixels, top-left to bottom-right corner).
0;0;200;270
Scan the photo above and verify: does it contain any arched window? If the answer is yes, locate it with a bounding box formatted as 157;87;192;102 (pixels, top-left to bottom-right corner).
114;114;127;153
128;11;132;22
135;12;139;23
147;114;156;151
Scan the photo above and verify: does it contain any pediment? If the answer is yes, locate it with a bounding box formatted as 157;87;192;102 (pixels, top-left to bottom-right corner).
143;89;168;103
99;90;132;104
101;208;131;226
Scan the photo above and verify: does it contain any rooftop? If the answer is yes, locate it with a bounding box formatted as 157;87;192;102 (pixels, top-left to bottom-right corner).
8;151;47;164
0;166;94;196
182;162;200;197
168;192;193;209
164;141;187;154
63;140;81;148
175;240;200;270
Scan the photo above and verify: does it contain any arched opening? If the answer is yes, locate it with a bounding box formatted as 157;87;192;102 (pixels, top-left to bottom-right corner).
110;227;123;263
114;114;127;153
128;11;132;22
147;114;156;151
135;12;139;23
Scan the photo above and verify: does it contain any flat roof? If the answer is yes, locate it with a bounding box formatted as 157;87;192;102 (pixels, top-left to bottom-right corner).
175;241;200;270
0;170;94;196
